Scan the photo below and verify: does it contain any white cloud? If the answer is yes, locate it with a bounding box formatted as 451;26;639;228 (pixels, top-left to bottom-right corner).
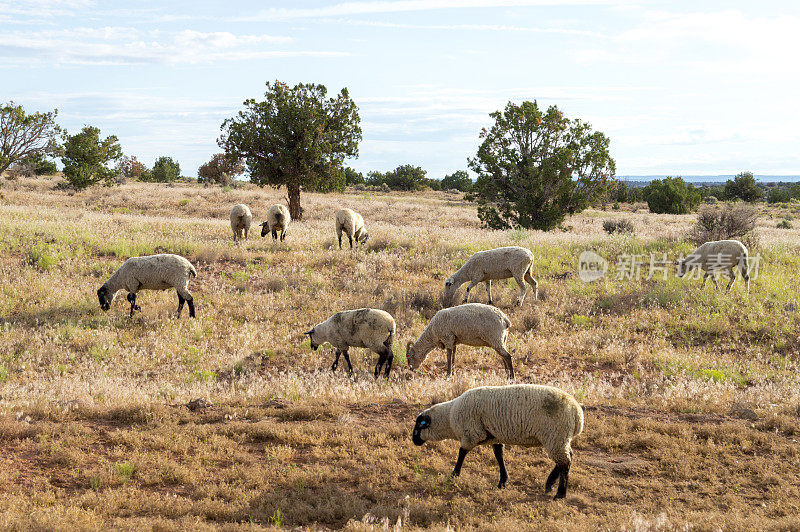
241;0;622;21
324;18;607;37
0;27;344;66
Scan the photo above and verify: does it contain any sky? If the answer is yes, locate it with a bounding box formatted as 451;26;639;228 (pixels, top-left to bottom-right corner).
3;0;800;179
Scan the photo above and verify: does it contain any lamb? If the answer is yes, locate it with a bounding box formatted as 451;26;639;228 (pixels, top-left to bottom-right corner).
261;204;290;241
335;208;369;249
676;239;750;291
229;203;252;241
97;254;197;318
406;303;514;378
305;308;396;378
443;246;538;307
412;384;584;499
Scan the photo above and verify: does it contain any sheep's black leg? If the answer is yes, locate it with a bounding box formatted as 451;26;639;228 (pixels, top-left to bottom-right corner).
545;465;561;493
126;292;139;317
338;234;343;249
342;350;354;377
280;231;286;242
187;296;195;318
493;444;508;488
348;234;353;249
177;293;185;317
383;348;394;378
331;349;341;372
452;447;469;477
272;229;278;241
373;353;384;378
555;462;570;499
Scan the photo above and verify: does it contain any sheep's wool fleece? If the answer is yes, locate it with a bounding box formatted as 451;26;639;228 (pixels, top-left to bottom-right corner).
106;254;196;293
230;204;252;226
268;204;290;228
317;308;395;349
335;208;364;234
689;240;747;269
425;384;583;452
452;246;533;281
426;303;510;346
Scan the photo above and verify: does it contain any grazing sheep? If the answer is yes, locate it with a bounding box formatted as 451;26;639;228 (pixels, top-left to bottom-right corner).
677;239;750;291
97;254;197;318
444;246;538;307
335;208;369;249
305;308;396;378
261;204;291;241
406;303;514;378
412;384;583;499
229;204;252;241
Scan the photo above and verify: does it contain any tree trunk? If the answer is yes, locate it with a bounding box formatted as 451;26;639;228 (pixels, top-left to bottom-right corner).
287;183;303;221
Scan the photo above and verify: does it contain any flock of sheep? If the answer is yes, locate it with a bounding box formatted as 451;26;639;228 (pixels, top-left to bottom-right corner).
94;200;753;499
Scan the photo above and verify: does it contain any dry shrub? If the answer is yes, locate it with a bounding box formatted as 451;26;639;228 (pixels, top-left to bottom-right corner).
409;290;440;319
689;203;759;247
603;218;635;235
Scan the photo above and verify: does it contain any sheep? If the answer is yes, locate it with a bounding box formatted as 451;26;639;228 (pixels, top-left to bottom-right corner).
335;208;369;249
676;239;750;291
97;254;197;318
406;303;514;378
305;308;396;378
261;204;290;241
229;203;252;241
412;384;584;499
444;246;538;307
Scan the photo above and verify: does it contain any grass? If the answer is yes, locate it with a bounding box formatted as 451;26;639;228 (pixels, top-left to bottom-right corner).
0;175;799;529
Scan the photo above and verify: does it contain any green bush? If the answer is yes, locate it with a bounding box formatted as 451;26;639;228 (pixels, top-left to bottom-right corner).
767;187;790;204
724;172;763;202
147;156;181;183
643;177;701;214
61;126;122;190
777;218;793;229
441;170;472;192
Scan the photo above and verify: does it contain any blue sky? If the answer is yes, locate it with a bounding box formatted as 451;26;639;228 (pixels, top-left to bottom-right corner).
3;0;800;178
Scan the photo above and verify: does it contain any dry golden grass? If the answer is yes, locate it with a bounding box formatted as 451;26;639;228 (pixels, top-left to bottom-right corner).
1;175;799;530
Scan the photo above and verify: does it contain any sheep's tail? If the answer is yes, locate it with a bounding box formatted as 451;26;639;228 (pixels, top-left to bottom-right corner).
738;247;750;280
501;314;511;329
572;403;584;439
275;211;285;225
189;264;197;278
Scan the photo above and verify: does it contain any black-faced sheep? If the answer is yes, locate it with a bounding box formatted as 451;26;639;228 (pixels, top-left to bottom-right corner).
261;204;290;241
97;254;197;318
335;208;369;249
412;384;583;499
444;246;538;307
406;303;514;378
305;308;396;378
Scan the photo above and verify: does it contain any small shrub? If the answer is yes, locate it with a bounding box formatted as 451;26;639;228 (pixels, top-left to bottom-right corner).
113;461;135;483
27;244;57;270
603;218;634;235
704;196;718;204
179;198;190;206
689;203;758;246
643;177;701;214
612;202;620;210
777;218;793;229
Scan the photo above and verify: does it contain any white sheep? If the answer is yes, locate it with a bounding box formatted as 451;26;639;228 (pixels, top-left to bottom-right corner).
229;203;252;241
412;384;584;499
97;254;197;318
335;208;369;249
261;204;291;241
406;303;514;378
676;239;750;291
444;246;538;307
305;308;396;378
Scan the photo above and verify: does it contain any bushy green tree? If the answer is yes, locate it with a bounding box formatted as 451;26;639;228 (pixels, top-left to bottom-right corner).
219;81;361;220
147;156;181;183
642;176;701;214
197;153;244;186
1;102;61;176
788;183;800;200
18;152;58;175
699;184;726;201
61;126;122;190
724;171;762;202
467;100;615;231
441;170;472;192
366;165;429;191
767;187;790;204
343;167;364;186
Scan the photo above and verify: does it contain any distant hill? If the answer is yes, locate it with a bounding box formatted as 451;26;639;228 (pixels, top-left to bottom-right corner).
618;175;800;187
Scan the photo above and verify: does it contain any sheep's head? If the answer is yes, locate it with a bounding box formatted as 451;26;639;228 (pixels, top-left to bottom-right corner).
442;277;458;307
675;259;687;278
97;285;114;311
412;413;431;445
357;231;369;244
260;222;269;238
305;328;318;350
406;341;422;370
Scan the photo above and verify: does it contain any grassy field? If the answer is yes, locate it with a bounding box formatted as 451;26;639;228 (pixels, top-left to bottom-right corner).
1;175;799;530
